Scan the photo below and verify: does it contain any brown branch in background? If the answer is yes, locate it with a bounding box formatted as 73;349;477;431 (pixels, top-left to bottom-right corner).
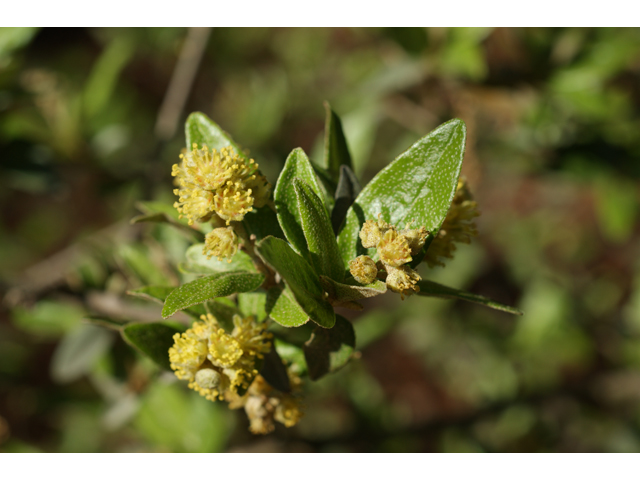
3;28;213;308
154;27;212;142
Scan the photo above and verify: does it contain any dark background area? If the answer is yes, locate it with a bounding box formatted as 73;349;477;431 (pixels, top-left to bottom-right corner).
1;27;640;452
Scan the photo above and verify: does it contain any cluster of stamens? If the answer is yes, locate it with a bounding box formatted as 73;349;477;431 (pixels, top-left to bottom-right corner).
349;217;428;299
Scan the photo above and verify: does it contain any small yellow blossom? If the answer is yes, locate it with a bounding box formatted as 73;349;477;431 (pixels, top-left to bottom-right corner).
203;227;238;261
400;225;429;255
385;265;421;299
226;372;304;435
349;255;379;285
425;177;479;268
359;217;390;249
168;313;272;402
355;218;427;298
378;228;412;268
172;144;271;225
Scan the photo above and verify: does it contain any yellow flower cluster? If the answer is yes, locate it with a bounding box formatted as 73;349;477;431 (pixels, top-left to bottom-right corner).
168;313;272;401
227;373;304;435
424;177;479;268
351;217;428;298
172;144;271;225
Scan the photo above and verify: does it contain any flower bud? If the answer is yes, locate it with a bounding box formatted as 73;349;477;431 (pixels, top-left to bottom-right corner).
349;255;379;285
359;219;383;248
400;226;429;255
385;265;421;299
203;227;238;261
195;368;222;390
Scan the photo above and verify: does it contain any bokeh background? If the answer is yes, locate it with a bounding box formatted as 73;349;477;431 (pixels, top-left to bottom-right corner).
1;27;640;452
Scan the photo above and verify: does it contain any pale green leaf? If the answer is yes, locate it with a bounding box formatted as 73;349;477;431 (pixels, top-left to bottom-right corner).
337;119;467;264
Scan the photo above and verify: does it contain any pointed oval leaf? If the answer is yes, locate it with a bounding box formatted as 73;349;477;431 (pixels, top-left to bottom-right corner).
323;102;354;183
256;236;335;328
127;285;207;320
303;314;356;381
337;119;467;264
274;148;325;256
185;112;246;156
122;322;185;370
161;272;264;319
294;179;344;282
265;286;309;328
416;279;523;315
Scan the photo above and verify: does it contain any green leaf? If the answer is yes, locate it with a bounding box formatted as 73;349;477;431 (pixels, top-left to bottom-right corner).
331;164;361;234
256;236;335;328
337;119;467;264
127;285;207;319
323;102;354;183
259;345;291;393
135;382;229;453
161;272;264;319
265;286;310;328
242;205;285;242
303;315;356;380
116;244;171;286
274;339;308;376
416;279;523;315
320;276;386;308
274;148;325;256
180;243;256;275
185;112;245;156
238;292;267;322
294;179;345;282
121;322;185;370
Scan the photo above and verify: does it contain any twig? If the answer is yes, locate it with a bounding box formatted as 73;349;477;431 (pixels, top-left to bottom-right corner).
154;27;212;141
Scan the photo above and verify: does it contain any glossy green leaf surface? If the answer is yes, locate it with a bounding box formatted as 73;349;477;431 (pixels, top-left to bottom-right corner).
265;286;309;328
121;322;185;370
303;315;356;380
274;148;325;256
180;243;256;275
417;279;523;315
256;236;335;328
294;179;344;282
185;112;245;156
337;119;467;264
161;272;264;319
322;102;353;183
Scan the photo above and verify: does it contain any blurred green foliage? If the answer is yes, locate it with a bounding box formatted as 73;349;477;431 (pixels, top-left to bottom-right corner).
2;27;640;452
